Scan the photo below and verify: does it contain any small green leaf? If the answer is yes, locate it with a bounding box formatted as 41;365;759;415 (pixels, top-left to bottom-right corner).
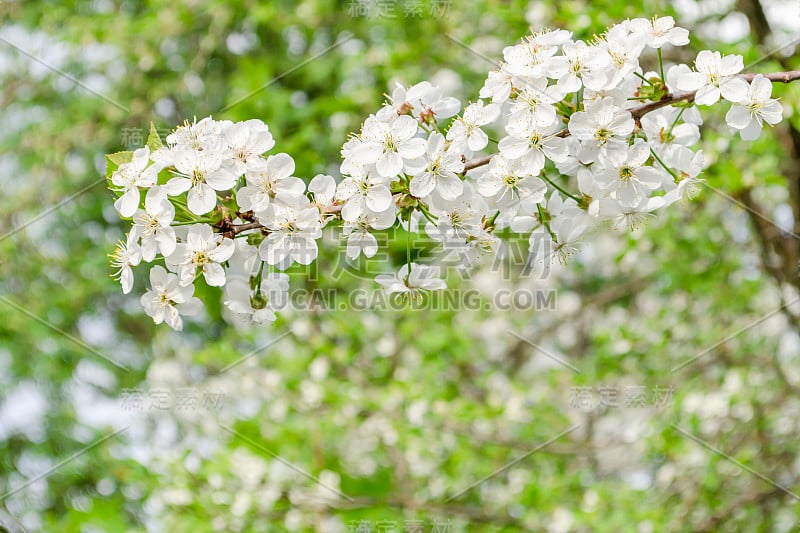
107;151;133;166
146;122;163;152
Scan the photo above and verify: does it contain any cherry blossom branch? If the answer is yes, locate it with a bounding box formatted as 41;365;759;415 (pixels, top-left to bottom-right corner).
227;69;800;235
463;154;493;171
462;69;800;173
631;70;800;119
743;70;800;83
108;17;800;331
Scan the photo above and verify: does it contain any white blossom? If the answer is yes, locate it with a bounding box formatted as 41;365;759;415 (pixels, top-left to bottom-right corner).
335;170;393;222
477;155;548;209
258;197;323;269
507;78;564;129
165;116;225;152
598;195;664;231
167;224;235;287
237;153;304;214
378;81;460;123
111;146;159;217
110;232;141;294
568;97;634;163
629;16;690;49
342;209;396;259
446;100;501;153
406;132;465;200
593;140;667;207
498;120;569;174
641;107;700;158
664;147;705;205
224;119;275;174
132;186;177;262
308;174;337;210
725;74;783;140
502;29;572;80
677;50;748;106
480;67;515;103
601;24;646;87
547;40;610;93
224;273;289;324
165;150;237;215
346;115;426;179
529;191;590;264
426;184;487;245
140;265;202;330
376;263;446;295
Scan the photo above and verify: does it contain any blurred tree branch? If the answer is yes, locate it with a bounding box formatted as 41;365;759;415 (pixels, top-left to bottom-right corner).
736;0;800;298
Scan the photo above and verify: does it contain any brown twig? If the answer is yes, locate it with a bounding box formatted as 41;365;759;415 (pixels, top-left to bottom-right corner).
228;221;265;236
228;204;342;236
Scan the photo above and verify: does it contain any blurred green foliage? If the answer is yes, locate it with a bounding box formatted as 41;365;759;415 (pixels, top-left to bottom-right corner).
1;0;800;532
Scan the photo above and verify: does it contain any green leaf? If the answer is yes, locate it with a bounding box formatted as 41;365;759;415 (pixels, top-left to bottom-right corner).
146;122;163;152
107;151;133;166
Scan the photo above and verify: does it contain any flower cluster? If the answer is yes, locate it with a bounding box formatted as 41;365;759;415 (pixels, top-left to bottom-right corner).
109;16;786;329
108;118;329;330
